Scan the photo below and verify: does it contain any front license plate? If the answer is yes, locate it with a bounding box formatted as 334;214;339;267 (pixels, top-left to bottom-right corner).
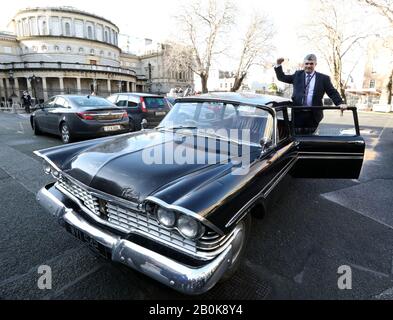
155;111;166;116
103;125;121;132
66;224;110;259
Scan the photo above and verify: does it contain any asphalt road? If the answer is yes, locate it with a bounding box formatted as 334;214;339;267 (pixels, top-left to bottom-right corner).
0;110;393;300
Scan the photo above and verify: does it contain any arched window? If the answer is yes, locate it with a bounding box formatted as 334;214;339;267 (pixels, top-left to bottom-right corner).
104;31;108;43
67;46;72;52
79;47;84;53
41;45;47;52
54;45;59;52
87;26;93;39
24;46;29;53
90;49;95;55
65;22;71;36
100;50;104;55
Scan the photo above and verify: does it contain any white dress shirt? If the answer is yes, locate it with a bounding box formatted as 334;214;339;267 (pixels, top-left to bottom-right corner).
305;72;316;107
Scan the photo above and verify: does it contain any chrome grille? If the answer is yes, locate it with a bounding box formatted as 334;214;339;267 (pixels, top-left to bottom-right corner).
57;178;100;215
106;203;197;252
56;176;231;258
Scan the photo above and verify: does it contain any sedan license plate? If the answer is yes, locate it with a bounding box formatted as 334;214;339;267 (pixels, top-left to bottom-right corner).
155;111;166;116
66;224;110;259
104;125;121;132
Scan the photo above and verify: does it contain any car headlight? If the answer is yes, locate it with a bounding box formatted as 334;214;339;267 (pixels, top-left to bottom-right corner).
156;207;176;228
43;163;52;175
177;215;205;240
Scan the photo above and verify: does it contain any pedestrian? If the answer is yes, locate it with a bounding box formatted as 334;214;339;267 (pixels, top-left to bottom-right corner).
274;54;347;134
21;90;32;114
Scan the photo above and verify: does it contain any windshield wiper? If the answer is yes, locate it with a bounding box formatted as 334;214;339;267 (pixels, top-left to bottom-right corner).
157;126;198;130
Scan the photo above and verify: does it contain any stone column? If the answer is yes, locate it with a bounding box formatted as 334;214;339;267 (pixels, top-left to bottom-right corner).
107;79;111;94
26;77;32;94
14;78;20;97
0;78;4;106
5;78;11;99
126;81;130;92
59;77;64;94
76;77;81;94
42;77;48;100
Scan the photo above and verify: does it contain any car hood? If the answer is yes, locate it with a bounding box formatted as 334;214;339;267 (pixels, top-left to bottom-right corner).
60;130;259;203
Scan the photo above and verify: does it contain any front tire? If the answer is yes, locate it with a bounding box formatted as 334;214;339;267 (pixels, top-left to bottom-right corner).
32;118;42;135
220;214;252;282
60;122;73;144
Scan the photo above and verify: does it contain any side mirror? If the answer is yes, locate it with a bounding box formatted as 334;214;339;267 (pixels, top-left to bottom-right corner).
260;137;273;153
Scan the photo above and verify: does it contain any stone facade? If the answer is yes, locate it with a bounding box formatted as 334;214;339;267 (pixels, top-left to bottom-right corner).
0;6;194;106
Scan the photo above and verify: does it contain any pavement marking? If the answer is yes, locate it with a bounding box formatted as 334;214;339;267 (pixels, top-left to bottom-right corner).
17;121;25;134
0;246;85;288
321;179;393;230
43;264;105;300
349;263;391;279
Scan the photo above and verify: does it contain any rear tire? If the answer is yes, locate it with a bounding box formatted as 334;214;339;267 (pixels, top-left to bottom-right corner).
220;214;252;282
32;119;42;135
128;118;136;132
60;122;73;144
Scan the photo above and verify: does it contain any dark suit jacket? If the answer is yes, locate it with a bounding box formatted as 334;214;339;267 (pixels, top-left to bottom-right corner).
274;65;343;124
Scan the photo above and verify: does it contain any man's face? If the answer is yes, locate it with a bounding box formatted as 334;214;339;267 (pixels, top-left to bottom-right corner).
304;60;316;74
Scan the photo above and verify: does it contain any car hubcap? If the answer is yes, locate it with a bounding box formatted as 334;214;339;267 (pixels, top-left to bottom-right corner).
62;125;69;143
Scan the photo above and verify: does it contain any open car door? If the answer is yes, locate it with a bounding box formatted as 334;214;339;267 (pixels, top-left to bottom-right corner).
290;106;365;179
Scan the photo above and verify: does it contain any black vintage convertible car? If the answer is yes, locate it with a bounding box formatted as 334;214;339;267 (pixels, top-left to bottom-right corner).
34;92;365;295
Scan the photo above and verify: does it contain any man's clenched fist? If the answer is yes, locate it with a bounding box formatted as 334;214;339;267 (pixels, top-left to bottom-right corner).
276;58;285;65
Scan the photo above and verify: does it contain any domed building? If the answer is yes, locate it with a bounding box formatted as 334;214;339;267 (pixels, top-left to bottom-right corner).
0;6;148;104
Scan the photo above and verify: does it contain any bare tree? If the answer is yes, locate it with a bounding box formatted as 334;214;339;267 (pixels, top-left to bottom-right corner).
359;0;393;104
300;0;375;103
172;0;236;93
362;0;393;23
231;14;275;92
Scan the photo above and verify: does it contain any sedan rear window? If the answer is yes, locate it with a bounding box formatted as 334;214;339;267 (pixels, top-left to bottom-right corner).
69;96;114;107
144;97;168;108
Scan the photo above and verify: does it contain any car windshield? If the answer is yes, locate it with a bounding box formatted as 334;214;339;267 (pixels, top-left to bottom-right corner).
69;96;114;107
158;102;273;145
144;97;168;108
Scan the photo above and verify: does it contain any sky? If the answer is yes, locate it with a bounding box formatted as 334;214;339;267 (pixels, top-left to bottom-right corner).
0;0;385;87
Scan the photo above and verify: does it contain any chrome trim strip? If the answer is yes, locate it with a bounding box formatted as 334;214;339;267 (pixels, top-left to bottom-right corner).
225;156;298;228
299;151;364;156
145;196;224;236
33;151;62;173
263;157;298;197
298;156;363;160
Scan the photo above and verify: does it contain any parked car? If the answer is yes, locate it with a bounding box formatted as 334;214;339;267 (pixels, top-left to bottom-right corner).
30;95;129;143
34;92;365;294
107;93;171;131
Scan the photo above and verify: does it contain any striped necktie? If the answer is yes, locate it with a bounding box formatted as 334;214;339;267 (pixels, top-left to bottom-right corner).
304;73;313;106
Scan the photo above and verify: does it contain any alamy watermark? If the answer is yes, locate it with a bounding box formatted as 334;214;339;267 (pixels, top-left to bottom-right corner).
37;265;52;290
142;125;254;176
337;265;352;290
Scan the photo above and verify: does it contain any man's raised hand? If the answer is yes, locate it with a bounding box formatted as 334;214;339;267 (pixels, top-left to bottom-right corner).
277;58;285;65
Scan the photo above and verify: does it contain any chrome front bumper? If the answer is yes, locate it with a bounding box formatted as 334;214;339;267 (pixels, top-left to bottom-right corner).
36;184;233;295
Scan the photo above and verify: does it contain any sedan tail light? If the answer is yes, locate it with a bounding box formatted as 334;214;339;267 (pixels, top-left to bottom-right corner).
76;112;95;120
140;97;147;113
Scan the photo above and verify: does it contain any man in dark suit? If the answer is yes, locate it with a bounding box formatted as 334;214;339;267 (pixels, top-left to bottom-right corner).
274;54;347;134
